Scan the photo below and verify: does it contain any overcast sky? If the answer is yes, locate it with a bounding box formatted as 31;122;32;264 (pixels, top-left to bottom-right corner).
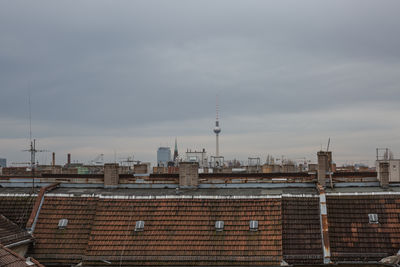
1;0;400;166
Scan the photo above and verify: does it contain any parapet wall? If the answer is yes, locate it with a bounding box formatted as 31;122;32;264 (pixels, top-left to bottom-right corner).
0;171;379;189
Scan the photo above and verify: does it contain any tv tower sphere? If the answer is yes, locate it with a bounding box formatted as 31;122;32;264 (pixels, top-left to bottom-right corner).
213;125;221;134
213;96;221;158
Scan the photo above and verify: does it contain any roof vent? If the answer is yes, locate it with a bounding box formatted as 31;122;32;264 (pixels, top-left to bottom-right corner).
368;213;379;224
58;219;68;229
135;220;145;231
215;220;224;231
249;220;258;231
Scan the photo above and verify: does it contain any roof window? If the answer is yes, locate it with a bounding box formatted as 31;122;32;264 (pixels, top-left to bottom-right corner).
215;220;224;231
58;219;68;229
135;220;145;231
368;213;379;224
249;220;258;231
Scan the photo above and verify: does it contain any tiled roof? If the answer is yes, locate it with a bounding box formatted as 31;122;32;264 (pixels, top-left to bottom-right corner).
0;215;33;247
0;244;43;267
7;188;400;266
32;197;98;265
0;195;36;228
282;197;323;264
31;197;282;266
84;198;282;266
327;195;400;262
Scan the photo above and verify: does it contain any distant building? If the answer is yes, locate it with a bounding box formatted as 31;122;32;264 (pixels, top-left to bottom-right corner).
376;159;400;182
0;158;6;168
185;149;208;168
134;163;150;174
262;164;282;173
157;147;171;167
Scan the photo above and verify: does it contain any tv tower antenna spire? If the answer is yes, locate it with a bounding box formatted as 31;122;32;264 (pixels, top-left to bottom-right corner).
213;95;221;157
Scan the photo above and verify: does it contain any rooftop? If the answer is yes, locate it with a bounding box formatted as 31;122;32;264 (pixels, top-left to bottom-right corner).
0;166;398;266
0;244;43;267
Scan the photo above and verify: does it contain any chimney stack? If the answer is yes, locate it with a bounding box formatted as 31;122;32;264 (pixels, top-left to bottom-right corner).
317;151;329;187
104;163;120;188
52;152;55;167
379;162;389;189
179;162;199;188
67;153;71;165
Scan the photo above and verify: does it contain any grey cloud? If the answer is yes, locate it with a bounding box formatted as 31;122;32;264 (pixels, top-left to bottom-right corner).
1;0;400;164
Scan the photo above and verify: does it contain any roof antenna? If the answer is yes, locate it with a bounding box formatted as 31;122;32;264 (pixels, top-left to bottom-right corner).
24;91;47;193
28;90;32;142
326;137;330;152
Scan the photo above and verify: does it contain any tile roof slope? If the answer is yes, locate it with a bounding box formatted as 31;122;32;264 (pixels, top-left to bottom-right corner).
327;195;400;262
31;196;98;265
0;214;33;247
282;197;323;264
0;196;36;227
83;198;282;266
0;244;44;267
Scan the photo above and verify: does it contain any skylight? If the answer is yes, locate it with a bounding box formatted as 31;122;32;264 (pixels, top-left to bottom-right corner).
58;219;68;229
249;220;258;231
135;220;145;231
368;213;379;224
215;220;224;231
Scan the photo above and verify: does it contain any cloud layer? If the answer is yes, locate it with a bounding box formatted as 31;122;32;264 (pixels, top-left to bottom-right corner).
1;0;400;166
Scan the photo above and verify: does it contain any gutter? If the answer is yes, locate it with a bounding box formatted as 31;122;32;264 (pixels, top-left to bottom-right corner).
26;183;59;233
5;238;33;248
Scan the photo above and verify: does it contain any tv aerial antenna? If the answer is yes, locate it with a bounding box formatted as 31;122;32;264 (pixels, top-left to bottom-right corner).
23;92;48;193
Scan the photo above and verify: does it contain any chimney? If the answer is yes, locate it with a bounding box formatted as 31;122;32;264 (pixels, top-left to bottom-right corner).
104;163;119;188
52;152;55;167
179;162;199;188
326;151;332;171
317;151;328;187
379;161;389;189
67;153;71;165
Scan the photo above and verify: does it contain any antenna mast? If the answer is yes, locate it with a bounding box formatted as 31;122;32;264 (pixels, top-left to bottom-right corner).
326;138;330;152
28;91;32;142
24;93;47;192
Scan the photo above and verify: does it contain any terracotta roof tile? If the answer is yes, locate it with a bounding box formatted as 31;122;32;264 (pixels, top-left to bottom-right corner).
83;199;282;266
0;196;36;228
0;214;33;247
282;197;323;264
327;195;400;262
31;197;282;266
31;197;98;265
0;244;43;267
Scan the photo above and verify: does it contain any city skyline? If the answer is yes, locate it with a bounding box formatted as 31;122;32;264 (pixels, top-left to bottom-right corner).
1;1;400;166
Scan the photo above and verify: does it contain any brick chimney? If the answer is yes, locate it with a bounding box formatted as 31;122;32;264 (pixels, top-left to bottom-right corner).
67;153;71;165
179;162;199;188
104;163;119;188
317;151;329;187
379;161;389;189
52;152;55;167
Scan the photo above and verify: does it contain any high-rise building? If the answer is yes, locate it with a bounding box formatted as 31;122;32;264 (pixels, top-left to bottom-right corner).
0;158;6;168
157;147;171;167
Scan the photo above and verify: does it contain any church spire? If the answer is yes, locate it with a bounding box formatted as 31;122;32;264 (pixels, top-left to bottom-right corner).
173;137;178;162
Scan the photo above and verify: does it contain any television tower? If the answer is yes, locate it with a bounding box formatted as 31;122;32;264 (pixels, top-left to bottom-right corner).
213;96;221;157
